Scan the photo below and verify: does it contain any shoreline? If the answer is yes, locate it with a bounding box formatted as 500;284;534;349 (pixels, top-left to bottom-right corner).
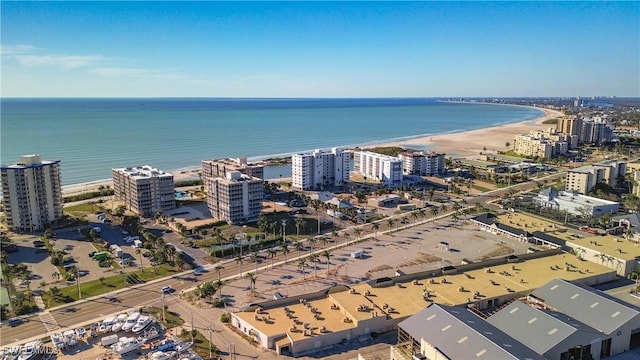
61;104;561;197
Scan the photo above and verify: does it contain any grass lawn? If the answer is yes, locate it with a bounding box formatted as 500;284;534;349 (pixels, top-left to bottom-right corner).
144;306;184;328
43;264;179;307
64;203;100;217
471;184;492;192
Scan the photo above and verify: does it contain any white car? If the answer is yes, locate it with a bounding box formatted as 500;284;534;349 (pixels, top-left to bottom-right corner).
160;286;173;294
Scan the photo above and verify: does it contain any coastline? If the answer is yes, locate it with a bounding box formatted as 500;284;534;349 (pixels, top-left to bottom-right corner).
61;104;561;197
369;105;562;158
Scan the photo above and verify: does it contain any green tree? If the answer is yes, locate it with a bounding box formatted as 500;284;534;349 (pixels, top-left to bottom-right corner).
298;258;307;280
322;250;332;274
245;272;257;296
371;222;380;240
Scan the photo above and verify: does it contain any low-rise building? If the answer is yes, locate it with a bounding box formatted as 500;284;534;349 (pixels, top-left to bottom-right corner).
353;151;402;187
534;188;619;218
112;165;175;217
205;171;263;225
230;251;615;357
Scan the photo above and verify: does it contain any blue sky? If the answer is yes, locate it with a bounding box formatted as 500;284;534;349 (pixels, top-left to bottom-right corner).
1;1;638;97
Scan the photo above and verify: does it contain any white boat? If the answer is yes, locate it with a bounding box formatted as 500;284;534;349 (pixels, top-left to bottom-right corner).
75;326;86;338
121;312;140;332
63;329;77;347
131;315;153;333
149;351;176;360
111;336;144;355
17;340;41;360
112;313;128;332
141;326;161;341
99;316;116;333
50;332;65;349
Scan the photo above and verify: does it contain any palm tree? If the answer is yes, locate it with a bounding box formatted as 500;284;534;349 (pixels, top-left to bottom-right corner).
321;236;330;249
294;218;305;237
452;212;460;227
245;272;257;297
251;251;260;273
353;227;362;241
280;243;289;263
298;258;307;280
294;241;304;260
38;280;47;293
215;279;226;300
440;204;448;214
308;236;318;250
322;250;332;274
343;231;351;243
309;253;320;278
418;208;426;219
267;248;277;269
387;218;396;230
215;265;224;282
430;207;439;217
411;211;419;224
51;271;61;282
135;248;144;271
235;255;244;277
371;222;380;240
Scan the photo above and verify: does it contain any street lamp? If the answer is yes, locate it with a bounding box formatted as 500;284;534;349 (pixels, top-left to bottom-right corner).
281;220;287;243
207;326;213;359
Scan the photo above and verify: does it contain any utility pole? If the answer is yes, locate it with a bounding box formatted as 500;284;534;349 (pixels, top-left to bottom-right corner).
76;271;81;300
161;292;166;323
208;326;213;359
191;312;194;342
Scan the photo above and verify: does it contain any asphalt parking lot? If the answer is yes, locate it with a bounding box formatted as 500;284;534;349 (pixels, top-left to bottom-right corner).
6;234;59;290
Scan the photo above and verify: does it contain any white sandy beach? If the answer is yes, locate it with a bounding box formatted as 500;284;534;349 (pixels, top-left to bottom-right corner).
371;105;563;157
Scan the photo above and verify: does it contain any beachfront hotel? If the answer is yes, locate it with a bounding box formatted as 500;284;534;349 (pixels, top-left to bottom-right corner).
1;154;63;232
201;157;264;179
205;171;263;225
398;151;445;176
291;148;350;190
112;165;176;217
353;151;402;187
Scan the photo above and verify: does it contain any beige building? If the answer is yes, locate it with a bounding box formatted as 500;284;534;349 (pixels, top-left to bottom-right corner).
398;151;445;176
201;157;264;179
565;160;626;194
513;129;569;159
112;165;175;217
1;154;63;232
205;171;263;224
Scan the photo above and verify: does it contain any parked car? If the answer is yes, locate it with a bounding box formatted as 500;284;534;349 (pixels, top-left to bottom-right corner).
2;243;18;253
161;286;174;294
33;240;45;248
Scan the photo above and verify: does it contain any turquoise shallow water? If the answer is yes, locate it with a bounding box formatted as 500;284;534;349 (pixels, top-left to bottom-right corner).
0;98;542;185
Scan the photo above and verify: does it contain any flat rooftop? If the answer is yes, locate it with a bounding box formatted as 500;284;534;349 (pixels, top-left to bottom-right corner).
235;253;615;339
495;213;639;260
113;165;173;180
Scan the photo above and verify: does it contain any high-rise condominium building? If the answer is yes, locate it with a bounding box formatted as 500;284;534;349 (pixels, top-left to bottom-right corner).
565;160;626;194
398;151;445;176
201;157;264;179
291;148;350;190
1;154;64;232
205;171;263;225
353;151;403;186
112;165;175;217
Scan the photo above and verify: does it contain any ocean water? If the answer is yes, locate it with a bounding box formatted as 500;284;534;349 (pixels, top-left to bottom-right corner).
0;98;542;186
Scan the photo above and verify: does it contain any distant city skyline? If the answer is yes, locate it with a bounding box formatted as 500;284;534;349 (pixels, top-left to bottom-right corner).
1;1;638;98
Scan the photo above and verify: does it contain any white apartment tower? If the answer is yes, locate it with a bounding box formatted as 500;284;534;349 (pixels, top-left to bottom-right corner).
1;154;64;232
353;151;403;186
112;165;175;217
205;171;263;225
291;148;350;190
